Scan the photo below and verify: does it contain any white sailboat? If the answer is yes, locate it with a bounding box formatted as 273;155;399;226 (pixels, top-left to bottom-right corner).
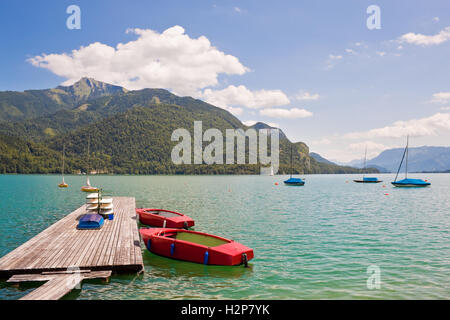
58;143;69;188
81;136;99;193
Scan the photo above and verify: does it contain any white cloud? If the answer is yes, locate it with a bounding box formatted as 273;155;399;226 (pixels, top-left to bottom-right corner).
29;25;294;116
348;141;388;159
199;85;290;110
260;107;313;119
28;26;249;96
345;48;356;55
398;26;450;46
311;137;332;145
441;106;450;111
344;113;450;139
234;7;242;13
241;120;278;128
294;91;320;101
225;106;244;116
242;120;257;126
376;51;386;56
432;17;440;23
431;92;450;104
329;54;343;60
325;54;343;70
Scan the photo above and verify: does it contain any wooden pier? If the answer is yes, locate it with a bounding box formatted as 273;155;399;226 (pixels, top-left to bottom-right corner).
0;197;143;300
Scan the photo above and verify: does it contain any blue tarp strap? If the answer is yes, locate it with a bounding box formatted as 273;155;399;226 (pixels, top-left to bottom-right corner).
203;251;209;265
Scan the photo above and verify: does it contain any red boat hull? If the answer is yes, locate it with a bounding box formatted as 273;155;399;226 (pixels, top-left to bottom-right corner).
140;228;254;266
136;208;195;229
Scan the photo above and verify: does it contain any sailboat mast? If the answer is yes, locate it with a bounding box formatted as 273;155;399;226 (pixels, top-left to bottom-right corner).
394;139;407;182
290;145;293;178
405;135;409;179
62;143;65;183
363;146;367;179
86;136;91;186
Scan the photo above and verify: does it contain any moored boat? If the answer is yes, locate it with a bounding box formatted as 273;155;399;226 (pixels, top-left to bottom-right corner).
284;177;305;186
80;136;99;193
58;143;69;188
284;145;305;186
392;178;430;187
136;208;195;229
353;146;382;183
353;177;382;183
140;228;254;266
392;136;430;188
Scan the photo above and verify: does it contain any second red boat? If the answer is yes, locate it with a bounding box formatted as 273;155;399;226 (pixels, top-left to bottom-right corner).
140;228;254;266
136;208;195;229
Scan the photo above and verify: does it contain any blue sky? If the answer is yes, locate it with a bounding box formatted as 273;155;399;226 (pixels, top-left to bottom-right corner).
1;0;449;162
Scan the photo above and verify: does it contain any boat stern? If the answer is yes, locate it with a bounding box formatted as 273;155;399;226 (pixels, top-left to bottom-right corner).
209;241;254;266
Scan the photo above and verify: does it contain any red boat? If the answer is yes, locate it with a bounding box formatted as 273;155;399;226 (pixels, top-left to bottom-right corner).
136;208;195;229
140;228;254;266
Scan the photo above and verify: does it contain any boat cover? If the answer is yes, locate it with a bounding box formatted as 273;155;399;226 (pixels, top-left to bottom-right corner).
77;214;104;229
363;177;379;182
284;178;305;184
393;178;430;186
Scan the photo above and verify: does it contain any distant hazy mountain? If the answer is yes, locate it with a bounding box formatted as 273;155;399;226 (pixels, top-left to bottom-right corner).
366;146;450;173
309;152;337;165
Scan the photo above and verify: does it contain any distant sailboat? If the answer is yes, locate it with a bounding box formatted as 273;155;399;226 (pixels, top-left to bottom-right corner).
58;143;69;188
81;136;99;193
391;136;430;187
284;145;305;186
353;146;382;183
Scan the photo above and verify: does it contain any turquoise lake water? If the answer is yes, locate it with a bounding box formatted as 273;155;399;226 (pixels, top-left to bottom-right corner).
0;174;449;300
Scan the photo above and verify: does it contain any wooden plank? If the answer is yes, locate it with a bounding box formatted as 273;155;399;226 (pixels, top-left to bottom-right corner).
8;270;111;283
94;201;122;267
19;274;82;300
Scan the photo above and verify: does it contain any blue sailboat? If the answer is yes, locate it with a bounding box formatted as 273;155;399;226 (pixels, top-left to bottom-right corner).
284;145;305;186
353;146;382;183
391;136;431;187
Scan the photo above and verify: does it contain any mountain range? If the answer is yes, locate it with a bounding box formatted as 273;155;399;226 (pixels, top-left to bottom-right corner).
366;146;450;173
0;78;376;175
312;146;450;173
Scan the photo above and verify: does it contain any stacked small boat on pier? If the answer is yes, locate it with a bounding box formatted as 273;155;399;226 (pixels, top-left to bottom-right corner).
77;191;114;229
